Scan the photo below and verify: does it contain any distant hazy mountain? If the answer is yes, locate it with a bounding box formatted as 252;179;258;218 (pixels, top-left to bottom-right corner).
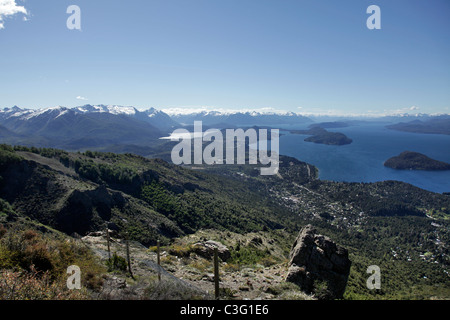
171;111;446;128
380;113;447;122
308;121;350;129
169;110;312;127
386;116;450;135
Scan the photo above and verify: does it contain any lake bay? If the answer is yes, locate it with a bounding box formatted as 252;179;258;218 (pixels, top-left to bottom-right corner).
278;123;450;194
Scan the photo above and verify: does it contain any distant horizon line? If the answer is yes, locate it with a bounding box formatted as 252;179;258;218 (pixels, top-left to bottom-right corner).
2;104;449;119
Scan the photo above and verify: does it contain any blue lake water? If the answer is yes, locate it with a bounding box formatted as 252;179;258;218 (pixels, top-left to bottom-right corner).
277;123;450;194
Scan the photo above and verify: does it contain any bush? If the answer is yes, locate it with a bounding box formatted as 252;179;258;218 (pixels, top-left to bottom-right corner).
84;270;104;291
106;253;128;272
229;245;275;267
168;244;193;258
0;226;105;299
0;267;88;300
0;225;6;239
265;282;314;300
23;241;54;273
313;279;333;300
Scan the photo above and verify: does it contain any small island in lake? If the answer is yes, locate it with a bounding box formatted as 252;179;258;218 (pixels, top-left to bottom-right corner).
384;151;450;171
290;127;352;145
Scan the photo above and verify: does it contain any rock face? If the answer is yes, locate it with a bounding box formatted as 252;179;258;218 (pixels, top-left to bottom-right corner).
192;240;231;262
286;225;351;300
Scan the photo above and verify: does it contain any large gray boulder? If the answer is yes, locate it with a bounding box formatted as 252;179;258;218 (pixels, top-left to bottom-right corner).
286;224;351;299
192;240;231;262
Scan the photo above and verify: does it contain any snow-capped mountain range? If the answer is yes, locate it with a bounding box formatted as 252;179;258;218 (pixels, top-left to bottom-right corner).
1;104;447;155
0;104;316;153
0;105;180;152
0;105;316;139
166;109;312;126
0;105;178;131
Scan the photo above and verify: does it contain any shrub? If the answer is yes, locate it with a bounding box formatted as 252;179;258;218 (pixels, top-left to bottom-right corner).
106;253;127;272
190;259;212;273
229;245;274;266
0;267;89;300
23;242;54;273
0;227;105;299
84;270;104;291
144;279;207;300
0;225;6;239
168;244;193;258
313;279;332;300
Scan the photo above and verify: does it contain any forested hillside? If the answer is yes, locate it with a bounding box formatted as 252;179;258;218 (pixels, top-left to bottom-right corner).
0;144;449;299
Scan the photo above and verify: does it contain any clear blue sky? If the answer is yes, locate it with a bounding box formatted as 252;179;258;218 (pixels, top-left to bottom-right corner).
1;0;449;115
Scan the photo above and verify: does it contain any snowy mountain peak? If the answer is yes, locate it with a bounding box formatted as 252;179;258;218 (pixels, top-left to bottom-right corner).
0;104;178;133
0;106;23;116
162;108;302;117
22;106;69;120
76;104;138;116
142;107;167;118
0;106;69;120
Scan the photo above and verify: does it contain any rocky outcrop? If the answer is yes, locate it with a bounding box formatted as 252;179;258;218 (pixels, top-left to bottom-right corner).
192;240;231;262
285;224;351;300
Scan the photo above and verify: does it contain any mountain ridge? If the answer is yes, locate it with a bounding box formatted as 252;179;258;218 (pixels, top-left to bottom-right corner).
167;110;313;126
386;117;450;135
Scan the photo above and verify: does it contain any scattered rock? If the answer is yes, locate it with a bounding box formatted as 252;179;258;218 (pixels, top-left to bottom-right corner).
97;275;129;299
86;229;120;238
87;231;104;237
285;224;351;300
203;273;215;282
